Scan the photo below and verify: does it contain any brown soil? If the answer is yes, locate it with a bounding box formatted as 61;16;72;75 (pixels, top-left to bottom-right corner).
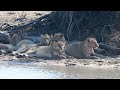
0;54;120;68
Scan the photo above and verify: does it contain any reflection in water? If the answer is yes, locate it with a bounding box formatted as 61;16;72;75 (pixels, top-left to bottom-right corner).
0;61;120;79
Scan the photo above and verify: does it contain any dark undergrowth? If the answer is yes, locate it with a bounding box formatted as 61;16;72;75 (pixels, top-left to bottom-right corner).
4;11;120;48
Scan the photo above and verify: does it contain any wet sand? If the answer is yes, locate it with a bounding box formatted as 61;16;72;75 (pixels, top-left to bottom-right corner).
0;55;120;69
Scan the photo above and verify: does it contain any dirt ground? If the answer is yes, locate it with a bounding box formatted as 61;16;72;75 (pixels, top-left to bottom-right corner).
0;11;51;26
0;54;120;69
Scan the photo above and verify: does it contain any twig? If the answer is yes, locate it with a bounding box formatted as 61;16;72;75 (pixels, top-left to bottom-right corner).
101;24;114;41
67;11;73;41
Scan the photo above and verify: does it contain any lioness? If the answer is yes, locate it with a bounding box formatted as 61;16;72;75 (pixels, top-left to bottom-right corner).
52;33;66;42
65;38;99;59
40;33;66;46
9;33;22;46
40;34;53;46
16;39;35;50
12;43;38;55
14;40;70;59
0;43;9;50
34;41;67;59
0;43;15;54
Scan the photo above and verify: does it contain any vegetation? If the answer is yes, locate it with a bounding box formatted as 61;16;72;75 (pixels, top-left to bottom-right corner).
4;11;120;48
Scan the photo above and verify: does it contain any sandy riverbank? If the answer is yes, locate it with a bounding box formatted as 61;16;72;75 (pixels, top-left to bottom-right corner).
0;55;120;69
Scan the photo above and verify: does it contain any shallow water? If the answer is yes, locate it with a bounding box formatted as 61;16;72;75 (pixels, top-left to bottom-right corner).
0;61;120;79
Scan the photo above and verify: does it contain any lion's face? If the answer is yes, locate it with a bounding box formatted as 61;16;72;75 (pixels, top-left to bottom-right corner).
51;41;66;51
53;33;65;42
86;38;99;49
40;34;51;45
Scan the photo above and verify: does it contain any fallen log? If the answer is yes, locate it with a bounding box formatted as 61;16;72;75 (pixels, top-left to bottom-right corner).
98;43;120;55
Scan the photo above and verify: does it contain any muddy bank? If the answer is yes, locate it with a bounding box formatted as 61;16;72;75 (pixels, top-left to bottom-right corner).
0;55;120;69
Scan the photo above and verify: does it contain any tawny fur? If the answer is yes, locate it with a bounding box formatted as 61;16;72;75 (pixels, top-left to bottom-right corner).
10;33;22;46
65;38;99;59
33;41;66;58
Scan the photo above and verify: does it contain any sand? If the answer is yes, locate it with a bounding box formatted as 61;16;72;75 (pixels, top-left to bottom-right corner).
0;54;120;69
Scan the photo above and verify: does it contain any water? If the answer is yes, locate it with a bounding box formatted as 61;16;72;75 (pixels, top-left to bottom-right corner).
0;61;120;79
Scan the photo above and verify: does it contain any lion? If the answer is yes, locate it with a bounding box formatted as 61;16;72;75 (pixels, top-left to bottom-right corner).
65;38;99;59
16;39;35;50
40;34;53;46
12;44;38;55
1;33;36;55
25;41;67;59
52;33;66;42
13;40;69;59
9;33;22;46
0;43;15;54
0;43;15;50
0;43;9;50
39;33;66;46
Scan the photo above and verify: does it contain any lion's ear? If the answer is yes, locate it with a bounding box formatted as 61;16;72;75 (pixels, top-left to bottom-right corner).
60;33;64;37
45;34;49;36
64;41;67;44
50;35;54;38
52;41;58;46
45;34;49;37
50;40;56;45
40;34;43;37
75;43;79;47
86;38;90;43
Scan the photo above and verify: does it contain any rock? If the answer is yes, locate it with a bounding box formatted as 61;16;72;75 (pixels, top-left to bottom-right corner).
0;50;2;55
6;49;12;53
99;43;120;55
0;43;15;54
1;50;7;54
5;44;15;51
0;43;9;50
94;48;106;55
0;49;12;54
0;32;10;44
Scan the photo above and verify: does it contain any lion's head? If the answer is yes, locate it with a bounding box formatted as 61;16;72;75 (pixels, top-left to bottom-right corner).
52;33;66;42
40;34;52;46
85;38;99;49
51;41;66;52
